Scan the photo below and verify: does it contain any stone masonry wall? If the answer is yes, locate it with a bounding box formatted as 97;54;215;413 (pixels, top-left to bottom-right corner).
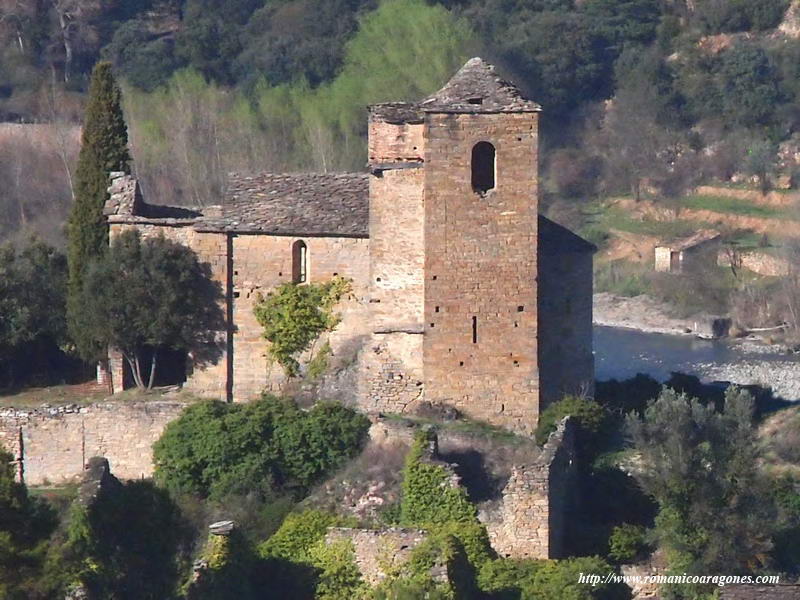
367;119;424;164
109;223;230;399
487;417;577;559
537;249;594;409
230;234;370;401
0;400;187;485
360;166;426;414
110;222;371;402
423;111;541;434
326;527;429;586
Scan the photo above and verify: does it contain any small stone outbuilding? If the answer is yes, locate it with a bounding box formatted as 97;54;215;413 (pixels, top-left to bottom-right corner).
654;229;720;274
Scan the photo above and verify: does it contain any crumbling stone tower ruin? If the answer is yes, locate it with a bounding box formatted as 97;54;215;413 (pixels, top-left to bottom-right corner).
101;58;594;436
362;58;595;433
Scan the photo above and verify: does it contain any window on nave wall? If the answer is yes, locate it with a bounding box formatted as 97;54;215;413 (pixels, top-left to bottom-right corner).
292;240;308;283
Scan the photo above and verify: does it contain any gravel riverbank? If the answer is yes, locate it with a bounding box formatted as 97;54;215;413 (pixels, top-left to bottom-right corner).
594;293;800;401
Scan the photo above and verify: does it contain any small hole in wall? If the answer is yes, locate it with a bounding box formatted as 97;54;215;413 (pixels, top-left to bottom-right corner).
234;270;238;276
333;272;338;276
430;323;435;328
413;146;418;150
514;321;518;328
377;277;382;282
517;306;524;312
278;272;282;277
501;403;505;413
432;275;438;280
233;291;240;298
448;348;452;353
459;361;464;367
517;136;522;141
513;360;519;366
435;306;440;313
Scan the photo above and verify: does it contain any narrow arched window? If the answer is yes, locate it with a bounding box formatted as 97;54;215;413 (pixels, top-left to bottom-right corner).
472;141;495;194
292;240;308;283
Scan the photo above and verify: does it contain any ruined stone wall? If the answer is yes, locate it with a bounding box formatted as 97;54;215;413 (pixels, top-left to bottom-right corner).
718;249;790;277
423;111;540;434
537;249;594;409
230;234;370;401
0;400;188;485
326;527;429;586
487;417;576;559
360;167;425;414
109;223;230;399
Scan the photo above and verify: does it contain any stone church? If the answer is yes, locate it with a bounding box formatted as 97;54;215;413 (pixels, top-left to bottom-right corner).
104;58;595;434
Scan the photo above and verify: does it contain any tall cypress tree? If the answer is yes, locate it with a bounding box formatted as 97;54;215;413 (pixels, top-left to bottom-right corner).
67;62;131;356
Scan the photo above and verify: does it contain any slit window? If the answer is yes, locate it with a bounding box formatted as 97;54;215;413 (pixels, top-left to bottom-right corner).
471;141;495;193
292;240;308;283
472;316;477;343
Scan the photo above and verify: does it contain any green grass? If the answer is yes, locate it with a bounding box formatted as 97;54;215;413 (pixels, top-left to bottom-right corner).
582;203;704;241
679;194;794;219
593;260;650;297
0;383;108;408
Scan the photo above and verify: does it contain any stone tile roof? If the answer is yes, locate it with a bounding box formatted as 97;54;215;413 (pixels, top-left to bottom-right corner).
538;216;596;254
368;102;424;124
419;57;541;113
195;172;369;237
657;229;720;251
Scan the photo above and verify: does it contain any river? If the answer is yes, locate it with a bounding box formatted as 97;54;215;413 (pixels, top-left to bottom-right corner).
594;325;800;401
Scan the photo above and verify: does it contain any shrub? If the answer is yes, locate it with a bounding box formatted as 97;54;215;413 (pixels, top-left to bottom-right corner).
257;510;344;563
153;395;370;500
535;395;606;446
399;431;477;527
56;479;189;600
308;539;367;600
253;277;351;377
608;524;648;563
478;556;628;600
257;510;360;599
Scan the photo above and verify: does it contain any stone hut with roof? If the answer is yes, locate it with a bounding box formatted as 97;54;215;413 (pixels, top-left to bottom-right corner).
104;58;595;434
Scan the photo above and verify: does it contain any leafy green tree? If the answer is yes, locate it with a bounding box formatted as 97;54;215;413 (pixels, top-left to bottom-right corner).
0;240;69;387
581;0;662;54
534;395;606;445
627;387;774;597
501;11;612;122
718;43;781;128
176;0;263;84
74;230;224;389
153;396;370;500
0;449;57;599
236;0;374;88
57;475;189;600
103;20;183;91
744;138;778;193
67;61;131;358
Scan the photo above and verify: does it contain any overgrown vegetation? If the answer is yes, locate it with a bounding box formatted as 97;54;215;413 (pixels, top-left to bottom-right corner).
253;277;351;377
153;395;370;500
74;230;225;389
0;239;81;389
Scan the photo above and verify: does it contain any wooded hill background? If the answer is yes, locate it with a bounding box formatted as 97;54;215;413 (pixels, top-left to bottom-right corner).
1;0;799;244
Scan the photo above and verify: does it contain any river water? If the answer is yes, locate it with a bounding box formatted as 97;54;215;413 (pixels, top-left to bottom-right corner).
594;325;800;400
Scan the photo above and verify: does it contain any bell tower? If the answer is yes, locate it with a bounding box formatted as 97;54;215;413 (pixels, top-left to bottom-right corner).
419;58;542;433
362;58;592;435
